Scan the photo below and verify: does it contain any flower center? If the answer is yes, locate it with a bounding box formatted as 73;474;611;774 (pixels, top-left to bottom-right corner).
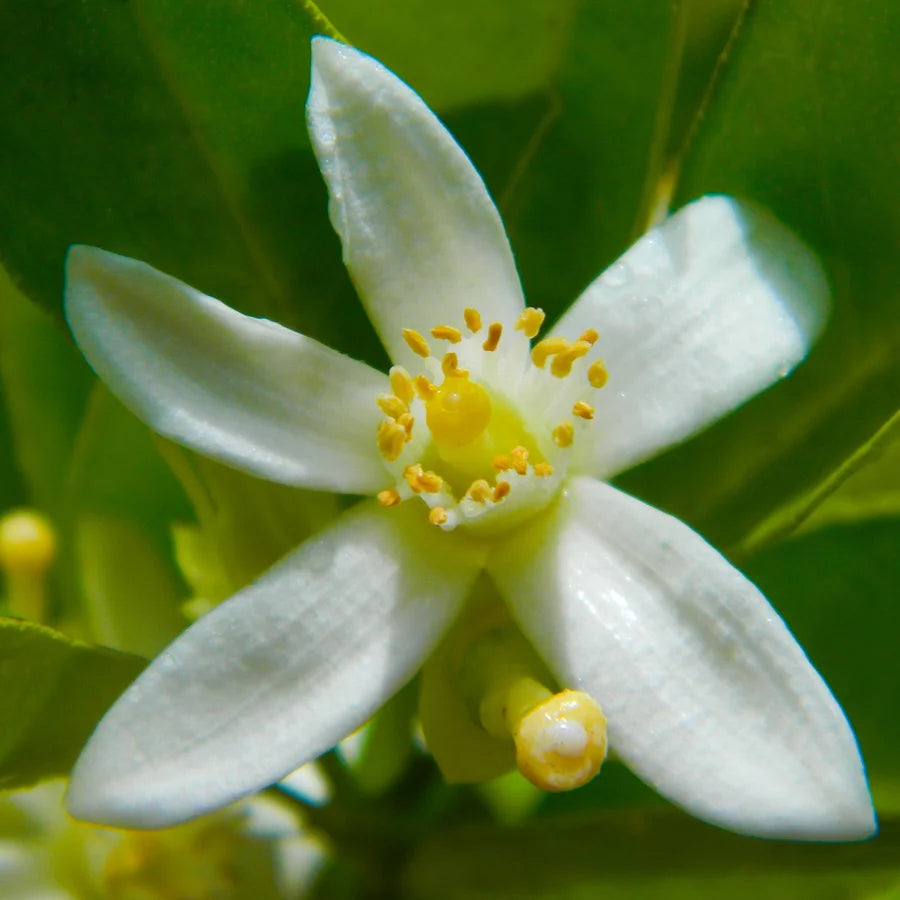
373;306;608;533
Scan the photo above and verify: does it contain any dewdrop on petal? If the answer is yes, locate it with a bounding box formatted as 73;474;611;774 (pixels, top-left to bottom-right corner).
514;689;607;791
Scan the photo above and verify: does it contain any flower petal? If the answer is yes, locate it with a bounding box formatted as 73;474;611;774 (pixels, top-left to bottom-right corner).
65;246;388;493
66;500;484;828
488;476;874;840
557;196;830;477
307;38;525;368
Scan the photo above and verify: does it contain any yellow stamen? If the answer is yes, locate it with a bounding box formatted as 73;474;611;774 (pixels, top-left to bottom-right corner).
0;509;56;622
552;421;574;448
389;366;415;404
550;340;592;377
431;325;462;344
510;445;529;476
464;307;483;333
465;479;492;502
578;328;599;345
531;336;569;368
588;360;609;388
572;401;594;420
492;482;511;502
533;462;553;477
404;464;442;494
397;412;415;436
376;393;407;419
377;488;402;508
514;690;607;792
441;352;469;378
402;328;431;358
482;322;503;352
492;454;511;472
515;307;546;339
414;375;438;401
428;507;448;526
377;420;407;460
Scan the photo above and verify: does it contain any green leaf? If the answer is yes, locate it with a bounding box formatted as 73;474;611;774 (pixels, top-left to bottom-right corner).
405;810;900;899
620;0;900;550
0;617;145;789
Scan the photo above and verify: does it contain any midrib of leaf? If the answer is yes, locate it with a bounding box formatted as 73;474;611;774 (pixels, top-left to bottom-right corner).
127;1;294;323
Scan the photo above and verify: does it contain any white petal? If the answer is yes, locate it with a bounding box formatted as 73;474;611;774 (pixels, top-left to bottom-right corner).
66;500;484;828
307;39;525;368
65;246;388;493
557;196;830;477
488;476;874;840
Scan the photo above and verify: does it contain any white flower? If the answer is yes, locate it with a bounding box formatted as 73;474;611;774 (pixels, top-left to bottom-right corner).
63;38;874;841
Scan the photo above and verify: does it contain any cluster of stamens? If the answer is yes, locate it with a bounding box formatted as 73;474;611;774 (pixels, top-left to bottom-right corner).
374;305;608;528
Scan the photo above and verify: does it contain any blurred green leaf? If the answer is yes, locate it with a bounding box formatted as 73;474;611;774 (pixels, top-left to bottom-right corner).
620;0;900;550
405;810;899;899
0;266;92;516
0;617;145;789
745;516;900;815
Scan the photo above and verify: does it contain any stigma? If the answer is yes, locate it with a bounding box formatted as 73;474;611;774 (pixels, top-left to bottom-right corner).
372;306;608;533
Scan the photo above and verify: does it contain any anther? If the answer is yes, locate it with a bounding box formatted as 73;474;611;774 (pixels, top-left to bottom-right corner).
402;328;431;358
397;412;415;436
515;307;546;339
588;360;609;388
552;421;574;448
572;401;594;420
377;393;407;419
466;479;492;502
510;445;529;476
464;308;482;333
389;366;416;404
441;352;469;378
377;488;402;508
404;464;442;494
377;420;407;460
492;482;511;502
531;336;569;368
578;328;599;345
492;454;511;472
550;341;591;378
431;325;462;344
414;375;438;401
533;462;554;477
428;507;448;526
482;322;503;352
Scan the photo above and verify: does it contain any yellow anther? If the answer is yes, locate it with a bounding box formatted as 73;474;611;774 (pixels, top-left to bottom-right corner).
492;481;511;502
377;393;407;419
514;689;607;792
578;328;600;345
397;413;415;436
510;445;529;476
572;401;594;420
389;366;415;404
428;507;448;526
414;375;438;401
533;462;554;477
482;322;503;352
552;421;574;448
425;376;492;447
377;488;402;508
404;464;442;494
464;307;482;333
492;454;511;472
588;360;609;388
441;352;469;378
377;419;407;461
431;325;462;344
531;336;570;368
550;340;592;378
402;328;431;358
0;509;56;577
465;479;492;502
515;307;546;339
